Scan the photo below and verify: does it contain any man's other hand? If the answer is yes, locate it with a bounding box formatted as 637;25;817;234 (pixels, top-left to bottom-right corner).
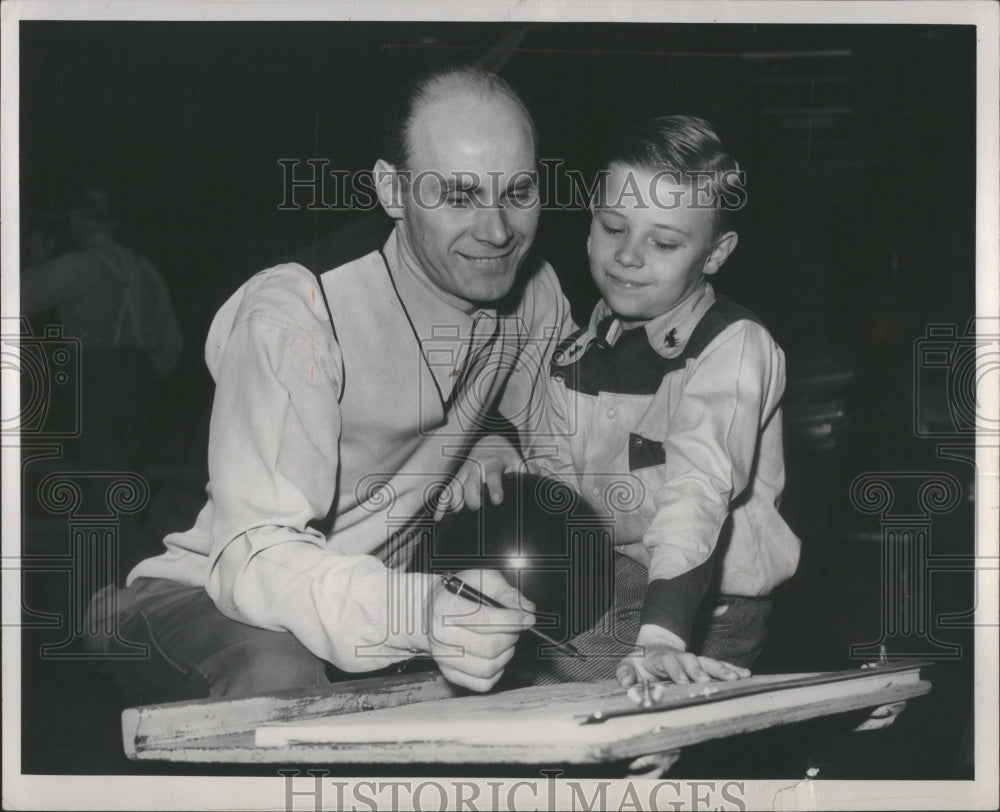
434;435;521;518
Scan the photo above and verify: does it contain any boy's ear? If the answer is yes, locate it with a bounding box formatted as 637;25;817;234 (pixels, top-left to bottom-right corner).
701;230;739;276
373;159;406;220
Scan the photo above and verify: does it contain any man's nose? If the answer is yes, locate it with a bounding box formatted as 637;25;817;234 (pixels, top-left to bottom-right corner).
614;237;643;268
472;205;513;246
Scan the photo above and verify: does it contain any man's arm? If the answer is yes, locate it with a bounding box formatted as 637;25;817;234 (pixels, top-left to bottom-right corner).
202;273;409;669
496;263;578;472
523;367;580;490
201;266;531;686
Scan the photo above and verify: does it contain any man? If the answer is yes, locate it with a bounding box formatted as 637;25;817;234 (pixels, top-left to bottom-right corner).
84;66;574;703
21;189;183;472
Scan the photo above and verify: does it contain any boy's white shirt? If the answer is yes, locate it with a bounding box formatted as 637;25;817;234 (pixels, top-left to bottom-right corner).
525;280;801;644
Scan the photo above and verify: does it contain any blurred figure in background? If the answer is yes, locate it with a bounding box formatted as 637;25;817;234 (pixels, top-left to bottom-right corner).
21;188;183;474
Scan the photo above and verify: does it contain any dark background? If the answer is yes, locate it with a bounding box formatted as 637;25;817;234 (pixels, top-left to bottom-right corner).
18;21;979;779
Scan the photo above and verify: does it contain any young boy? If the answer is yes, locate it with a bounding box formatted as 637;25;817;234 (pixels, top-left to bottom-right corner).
443;116;801;690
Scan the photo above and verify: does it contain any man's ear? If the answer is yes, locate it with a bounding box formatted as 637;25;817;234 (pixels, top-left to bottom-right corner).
702;230;739;276
373;159;406;220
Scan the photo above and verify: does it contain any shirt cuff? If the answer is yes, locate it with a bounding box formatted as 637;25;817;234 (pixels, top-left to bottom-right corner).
636;623;686;652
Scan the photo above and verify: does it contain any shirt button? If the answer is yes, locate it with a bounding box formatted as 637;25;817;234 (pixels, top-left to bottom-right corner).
553;372;565;382
606;408;616;419
591;487;601;499
634;437;643;447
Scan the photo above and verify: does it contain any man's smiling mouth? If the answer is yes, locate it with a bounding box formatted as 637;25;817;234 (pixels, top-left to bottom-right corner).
459;246;516;265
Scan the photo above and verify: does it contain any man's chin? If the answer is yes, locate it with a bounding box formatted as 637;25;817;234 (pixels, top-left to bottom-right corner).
465;270;520;304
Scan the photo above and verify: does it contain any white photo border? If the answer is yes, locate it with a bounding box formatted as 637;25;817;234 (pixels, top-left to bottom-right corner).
2;2;997;810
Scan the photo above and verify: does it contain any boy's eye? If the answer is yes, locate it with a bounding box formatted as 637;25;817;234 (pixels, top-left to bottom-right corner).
652;240;679;251
600;222;625;236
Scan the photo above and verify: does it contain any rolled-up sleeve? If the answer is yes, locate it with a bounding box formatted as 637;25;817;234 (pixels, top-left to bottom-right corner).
203;271;431;671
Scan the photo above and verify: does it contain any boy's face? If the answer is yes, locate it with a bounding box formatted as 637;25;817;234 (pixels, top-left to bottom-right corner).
588;163;737;324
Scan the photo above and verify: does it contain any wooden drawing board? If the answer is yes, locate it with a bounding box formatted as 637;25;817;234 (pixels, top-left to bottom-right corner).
123;663;931;765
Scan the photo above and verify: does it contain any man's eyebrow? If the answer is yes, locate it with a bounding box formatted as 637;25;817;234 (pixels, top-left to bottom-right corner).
442;174;538;195
443;178;478;192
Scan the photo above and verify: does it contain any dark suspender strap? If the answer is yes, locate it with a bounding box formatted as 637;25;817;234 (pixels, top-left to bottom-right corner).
309;266;340;345
307;265;346;409
377;248;449;412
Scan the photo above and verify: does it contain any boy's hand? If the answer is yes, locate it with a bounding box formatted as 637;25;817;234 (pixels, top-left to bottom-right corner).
434;435;521;518
616;624;750;703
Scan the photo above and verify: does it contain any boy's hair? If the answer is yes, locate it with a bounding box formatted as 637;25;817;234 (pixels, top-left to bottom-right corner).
599;115;744;236
381;63;537;171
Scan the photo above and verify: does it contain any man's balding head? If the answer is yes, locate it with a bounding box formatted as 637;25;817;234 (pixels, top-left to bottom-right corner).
383;65;537;171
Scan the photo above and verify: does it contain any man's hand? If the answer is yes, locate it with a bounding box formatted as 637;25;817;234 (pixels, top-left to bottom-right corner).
435;435;521;518
415;569;536;692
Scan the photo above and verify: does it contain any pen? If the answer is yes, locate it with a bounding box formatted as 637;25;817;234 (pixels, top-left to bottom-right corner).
441;573;586;660
640;677;654;708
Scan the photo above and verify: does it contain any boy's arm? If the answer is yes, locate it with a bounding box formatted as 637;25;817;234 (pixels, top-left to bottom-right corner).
641;320;786;647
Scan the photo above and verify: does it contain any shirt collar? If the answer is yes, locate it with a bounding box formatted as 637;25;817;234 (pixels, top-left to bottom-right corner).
587;281;717;359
